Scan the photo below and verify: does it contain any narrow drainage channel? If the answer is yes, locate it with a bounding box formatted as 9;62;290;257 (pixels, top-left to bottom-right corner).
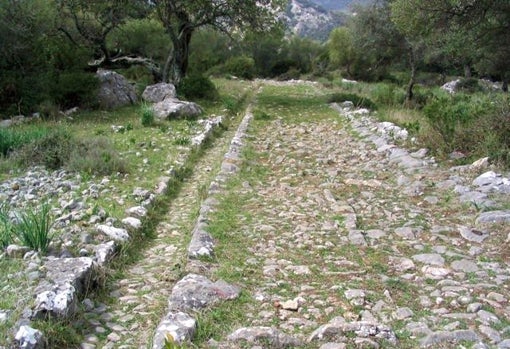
77;113;245;349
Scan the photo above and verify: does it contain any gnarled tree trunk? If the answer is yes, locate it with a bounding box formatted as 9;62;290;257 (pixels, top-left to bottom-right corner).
163;24;193;84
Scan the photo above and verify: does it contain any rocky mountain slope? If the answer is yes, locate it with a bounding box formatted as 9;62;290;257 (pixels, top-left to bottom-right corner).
282;0;348;41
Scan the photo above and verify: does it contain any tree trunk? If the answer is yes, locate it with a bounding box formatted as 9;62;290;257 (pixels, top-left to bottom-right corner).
502;79;508;92
163;24;194;84
405;48;416;106
464;64;472;78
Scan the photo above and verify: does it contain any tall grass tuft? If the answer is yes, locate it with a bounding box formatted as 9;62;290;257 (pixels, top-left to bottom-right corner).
13;203;54;253
140;102;155;127
0;203;13;248
0;126;51;157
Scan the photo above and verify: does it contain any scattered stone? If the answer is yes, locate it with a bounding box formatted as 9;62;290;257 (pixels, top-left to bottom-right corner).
96;225;130;242
152;312;196;348
169;274;240;311
280;299;299;311
309;318;397;344
451;259;479;272
476;210;510;224
420;330;479;347
412;254;445;266
227;327;302;348
458;226;489;243
15;325;45;349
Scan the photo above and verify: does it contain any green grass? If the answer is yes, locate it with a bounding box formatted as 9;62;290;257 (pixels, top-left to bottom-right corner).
13;203;54;254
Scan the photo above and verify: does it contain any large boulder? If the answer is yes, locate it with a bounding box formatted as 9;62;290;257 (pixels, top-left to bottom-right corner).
142;83;177;103
152;98;202;120
96;69;138;109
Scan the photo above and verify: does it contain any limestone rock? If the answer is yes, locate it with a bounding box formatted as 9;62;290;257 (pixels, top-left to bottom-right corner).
309;317;397;344
152;98;202;120
142;83;177;103
96;224;130;242
476;210;510;225
227;326;302;348
96;69;137;109
152;311;196;349
33;257;97;319
169;274;240;311
15;325;46;349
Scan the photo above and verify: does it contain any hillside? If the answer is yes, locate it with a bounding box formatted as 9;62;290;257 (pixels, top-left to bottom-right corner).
283;0;348;41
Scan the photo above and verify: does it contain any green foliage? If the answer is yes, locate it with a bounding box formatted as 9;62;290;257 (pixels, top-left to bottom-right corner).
369;83;404;107
49;71;99;109
328;27;356;76
173;136;191;146
110;18;170;63
0;203;13;248
456;78;483;93
67;137;128;175
13;203;54;253
224;56;256;80
0;126;51;157
423;91;483;146
140;103;155;127
13;129;75;170
253;110;272;121
327;93;377;110
178;74;219;100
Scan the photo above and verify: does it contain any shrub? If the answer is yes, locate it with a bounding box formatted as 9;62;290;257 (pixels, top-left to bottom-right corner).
67;137;128;175
13;203;54;253
140;103;155;127
13;128;74;169
0;126;50;157
224;56;256;80
422;92;485;148
326;92;377;110
456;78;483;93
50;71;99;109
178;74;218;100
370;83;399;107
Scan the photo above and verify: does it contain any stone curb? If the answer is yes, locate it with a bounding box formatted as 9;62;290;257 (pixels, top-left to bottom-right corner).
14;116;224;348
152;107;254;348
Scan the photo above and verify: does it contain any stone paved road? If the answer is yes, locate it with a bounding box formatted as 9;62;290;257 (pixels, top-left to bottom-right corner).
80;80;509;349
201;81;510;348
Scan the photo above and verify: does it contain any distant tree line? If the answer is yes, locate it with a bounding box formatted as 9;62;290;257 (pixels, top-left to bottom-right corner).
1;0;507;117
327;0;510;101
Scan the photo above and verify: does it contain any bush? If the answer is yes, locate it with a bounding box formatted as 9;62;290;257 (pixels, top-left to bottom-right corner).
13;128;74;170
50;71;99;109
224;56;256;80
0;126;51;156
327;92;377;110
140;103;155;127
13;203;54;253
67;137;128;175
178;74;218;100
456;78;483;93
370;83;400;107
423;92;485;148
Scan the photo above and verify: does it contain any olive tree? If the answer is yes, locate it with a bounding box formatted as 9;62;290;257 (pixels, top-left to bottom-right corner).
152;0;286;83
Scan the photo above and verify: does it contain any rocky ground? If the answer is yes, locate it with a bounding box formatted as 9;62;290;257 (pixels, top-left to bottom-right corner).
2;80;509;348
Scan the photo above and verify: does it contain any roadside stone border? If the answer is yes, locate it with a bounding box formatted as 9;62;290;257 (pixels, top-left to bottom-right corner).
13;116;224;348
152;107;255;348
332;101;510;236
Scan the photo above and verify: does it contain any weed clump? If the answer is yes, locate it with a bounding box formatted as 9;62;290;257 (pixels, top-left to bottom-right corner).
12;203;54;253
140;102;155;127
68;137;129;175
